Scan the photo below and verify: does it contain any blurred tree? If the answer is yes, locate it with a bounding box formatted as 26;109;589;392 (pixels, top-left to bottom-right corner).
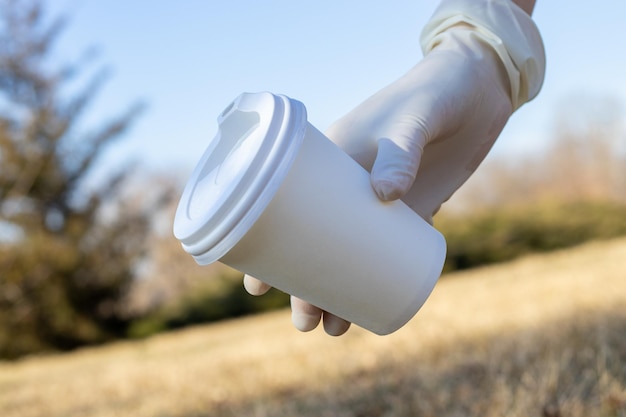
121;191;290;340
0;0;162;358
444;93;626;212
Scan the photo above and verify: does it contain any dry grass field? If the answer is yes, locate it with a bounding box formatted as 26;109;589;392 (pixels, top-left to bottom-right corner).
1;238;626;417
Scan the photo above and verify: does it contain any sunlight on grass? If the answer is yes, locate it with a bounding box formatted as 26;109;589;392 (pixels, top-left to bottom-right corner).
1;238;625;417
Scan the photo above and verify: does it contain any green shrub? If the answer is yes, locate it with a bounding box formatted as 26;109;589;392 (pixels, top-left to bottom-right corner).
437;200;626;272
129;200;626;338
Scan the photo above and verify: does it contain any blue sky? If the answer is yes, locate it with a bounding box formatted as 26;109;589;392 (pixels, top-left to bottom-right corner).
49;1;626;184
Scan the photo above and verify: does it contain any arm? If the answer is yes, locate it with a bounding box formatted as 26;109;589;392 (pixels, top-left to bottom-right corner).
245;0;546;336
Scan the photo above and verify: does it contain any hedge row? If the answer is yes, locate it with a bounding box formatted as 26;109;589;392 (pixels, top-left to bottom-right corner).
129;199;626;338
437;200;626;272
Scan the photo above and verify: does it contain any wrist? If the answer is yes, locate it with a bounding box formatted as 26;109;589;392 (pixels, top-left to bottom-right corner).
426;25;513;104
420;0;546;111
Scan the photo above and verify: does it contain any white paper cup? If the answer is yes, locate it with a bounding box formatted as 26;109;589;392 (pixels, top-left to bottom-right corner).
173;92;446;335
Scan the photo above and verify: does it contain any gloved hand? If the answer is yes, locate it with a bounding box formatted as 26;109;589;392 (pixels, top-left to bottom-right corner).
245;0;545;335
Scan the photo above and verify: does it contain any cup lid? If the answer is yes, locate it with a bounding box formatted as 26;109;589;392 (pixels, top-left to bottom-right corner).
173;92;307;264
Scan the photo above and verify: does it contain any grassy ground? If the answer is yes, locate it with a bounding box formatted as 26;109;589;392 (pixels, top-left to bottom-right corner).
1;238;626;417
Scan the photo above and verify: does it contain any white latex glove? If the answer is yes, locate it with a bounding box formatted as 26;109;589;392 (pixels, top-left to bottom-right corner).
245;0;545;335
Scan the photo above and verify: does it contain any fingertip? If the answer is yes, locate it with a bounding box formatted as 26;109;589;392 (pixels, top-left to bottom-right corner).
371;178;407;201
290;296;323;332
243;274;271;296
323;313;351;336
292;312;321;333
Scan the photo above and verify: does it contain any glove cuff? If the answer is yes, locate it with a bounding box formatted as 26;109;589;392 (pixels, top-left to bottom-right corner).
420;0;546;111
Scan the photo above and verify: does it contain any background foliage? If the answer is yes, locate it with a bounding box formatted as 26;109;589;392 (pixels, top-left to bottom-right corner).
438;200;626;272
1;0;625;359
0;0;169;358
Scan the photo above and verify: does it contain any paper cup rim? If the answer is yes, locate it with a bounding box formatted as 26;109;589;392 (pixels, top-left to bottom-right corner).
173;92;307;264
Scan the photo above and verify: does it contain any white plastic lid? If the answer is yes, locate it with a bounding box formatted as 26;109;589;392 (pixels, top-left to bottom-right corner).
173;92;307;264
